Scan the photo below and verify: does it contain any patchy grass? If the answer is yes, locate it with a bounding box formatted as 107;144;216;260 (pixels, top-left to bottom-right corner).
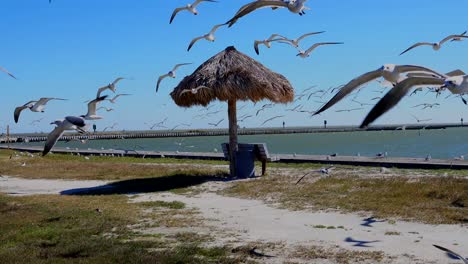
138;200;186;210
223;175;468;224
291;245;386;264
384;231;401;236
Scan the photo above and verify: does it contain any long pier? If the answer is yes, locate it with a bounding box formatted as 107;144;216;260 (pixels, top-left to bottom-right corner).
1;123;465;143
2;145;468;170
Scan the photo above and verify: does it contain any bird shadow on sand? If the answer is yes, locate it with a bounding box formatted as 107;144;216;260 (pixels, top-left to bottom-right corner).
60;173;232;196
344;237;380;248
361;217;386;227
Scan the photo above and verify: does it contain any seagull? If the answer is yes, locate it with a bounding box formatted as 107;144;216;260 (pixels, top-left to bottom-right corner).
97;107;115;112
410;114;432;123
107;94;131;104
29;117;45;126
227;0;310;27
103;123;118;131
261;115;284;126
412;103;440;109
14;98;67;123
82;95;108;120
433;245;467;264
208;118;224;127
170;0;218;24
335;108;364;113
313;65;446;116
156;63;192;92
254;34;287;55
296;166;334;184
180;86;212;95
296;42;343;58
275;31;325;48
400;33;468;55
0;66;16;79
96;77;125;98
43;116;88;156
187;23;226;51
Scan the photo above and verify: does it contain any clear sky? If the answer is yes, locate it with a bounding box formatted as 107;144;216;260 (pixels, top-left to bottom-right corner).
2;0;468;133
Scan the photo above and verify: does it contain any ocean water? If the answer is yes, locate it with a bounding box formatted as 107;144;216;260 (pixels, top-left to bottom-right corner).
13;127;468;159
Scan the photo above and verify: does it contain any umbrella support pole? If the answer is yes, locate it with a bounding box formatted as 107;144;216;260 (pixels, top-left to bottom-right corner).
228;99;238;178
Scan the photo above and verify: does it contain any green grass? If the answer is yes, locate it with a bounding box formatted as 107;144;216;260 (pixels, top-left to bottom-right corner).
137;200;186;210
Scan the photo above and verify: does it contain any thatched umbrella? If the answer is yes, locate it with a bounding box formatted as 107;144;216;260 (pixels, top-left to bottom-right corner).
171;46;294;177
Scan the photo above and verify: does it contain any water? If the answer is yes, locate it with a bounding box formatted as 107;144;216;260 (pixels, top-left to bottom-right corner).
14;127;468;159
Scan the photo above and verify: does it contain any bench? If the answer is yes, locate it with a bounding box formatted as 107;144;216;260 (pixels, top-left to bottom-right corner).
221;143;278;176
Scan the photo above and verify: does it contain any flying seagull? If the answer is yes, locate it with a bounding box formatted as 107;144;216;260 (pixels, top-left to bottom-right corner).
208;118;224;127
359;77;447;128
14;98;67;123
433;245;467;264
180;86;211;95
296;42;343;58
156;63;192;92
107;93;131;104
261;115;284;126
295;166;334;184
96;77;125;98
170;0;217;24
227;0;309;27
254;34;286;55
313;64;446;116
0;66;16;79
97;107;115;112
103;123;118;132
82;95;108;120
43;116;88;156
187;23;226;51
275;31;325;48
335;108;364;113
400;32;468;55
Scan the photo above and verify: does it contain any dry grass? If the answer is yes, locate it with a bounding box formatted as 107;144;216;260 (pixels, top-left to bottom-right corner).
291;245;386;264
223;174;468;224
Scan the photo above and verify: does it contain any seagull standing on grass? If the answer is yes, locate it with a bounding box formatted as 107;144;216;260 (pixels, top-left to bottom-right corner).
187;23;227;51
296;42;344;58
43;116;89;156
96;77;125;97
0;66;16;79
170;0;218;24
156;63;192;92
400;32;468;55
14;98;67;123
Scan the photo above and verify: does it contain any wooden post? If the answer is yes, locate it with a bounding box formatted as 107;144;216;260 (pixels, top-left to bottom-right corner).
6;125;10;149
228;99;238;177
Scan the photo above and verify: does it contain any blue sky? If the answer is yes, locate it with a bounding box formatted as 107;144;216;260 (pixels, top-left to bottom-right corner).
2;0;468;133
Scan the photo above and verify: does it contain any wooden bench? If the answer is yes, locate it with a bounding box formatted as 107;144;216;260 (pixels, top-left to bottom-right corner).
221;143;278;176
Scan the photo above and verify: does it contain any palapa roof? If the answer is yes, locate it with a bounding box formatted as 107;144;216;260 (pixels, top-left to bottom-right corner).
171;46;294;107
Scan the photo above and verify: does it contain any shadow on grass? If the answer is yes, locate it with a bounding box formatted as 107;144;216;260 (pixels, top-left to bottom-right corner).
61;173;229;195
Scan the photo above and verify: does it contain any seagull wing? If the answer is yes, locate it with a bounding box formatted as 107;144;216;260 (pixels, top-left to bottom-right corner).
112;77;125;86
296;31;326;43
399;42;434;55
188;35;205;51
87;95;108;116
360;77;445;128
267;33;287;41
14;103;34;123
209;23;226;34
445;69;466;77
0;66;16;79
439;34;468;45
314;68;382;115
180;89;192;95
227;0;288;27
254;40;262;55
112;94;131;102
170;7;188;24
172;63;192;72
193;0;217;7
156;74;170;92
43;125;66;156
96;85;110;98
433;245;468;264
261;115;283;125
303;42;344;55
396;65;446;78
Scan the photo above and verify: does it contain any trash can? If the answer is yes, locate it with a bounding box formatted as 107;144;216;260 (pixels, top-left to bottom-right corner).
235;144;255;178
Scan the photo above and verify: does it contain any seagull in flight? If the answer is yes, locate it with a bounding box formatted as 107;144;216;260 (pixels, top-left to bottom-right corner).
400;32;468;55
14;98;67;123
335;108;364;113
254;34;286;55
43;116;89;156
170;0;217;24
187;23;226;51
313;64;446;116
208;118;224;127
433;245;467;264
295;166;334;184
0;66;16;79
107;94;131;104
275;31;325;48
97;107;115;112
96;77;125;98
180;86;212;95
156;63;192;92
261;115;284;126
296;42;343;58
103;123;118;131
412;103;440;109
410;114;432;123
227;0;309;27
82;95;108;120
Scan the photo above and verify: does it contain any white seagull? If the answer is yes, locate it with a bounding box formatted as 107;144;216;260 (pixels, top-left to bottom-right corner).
187;23;227;51
296;42;343;58
253;34;287;55
43;116;88;156
275;31;325;48
170;0;218;24
180;86;211;95
0;66;16;79
313;64;447;116
227;0;309;27
156;63;192;92
14;97;67;123
82;95;108;120
400;32;468;55
96;77;125;98
433;245;467;264
107;94;131;104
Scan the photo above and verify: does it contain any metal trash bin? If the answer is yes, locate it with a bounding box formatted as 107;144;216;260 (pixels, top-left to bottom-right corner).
235;144;255;178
